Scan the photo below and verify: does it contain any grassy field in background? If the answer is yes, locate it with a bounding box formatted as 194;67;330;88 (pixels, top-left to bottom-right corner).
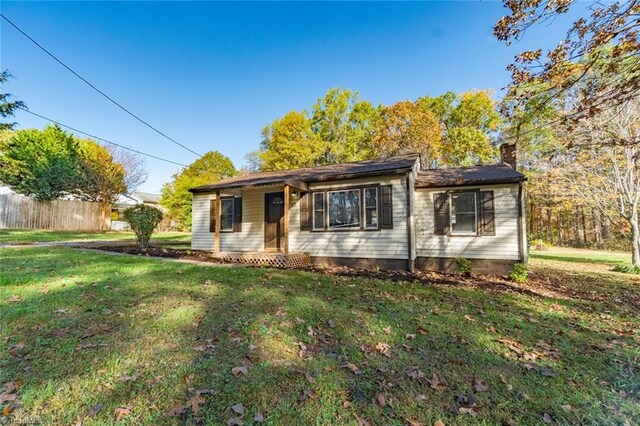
0;230;190;245
1;246;638;425
530;246;631;265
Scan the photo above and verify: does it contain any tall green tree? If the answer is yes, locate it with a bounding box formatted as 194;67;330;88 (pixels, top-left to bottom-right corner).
418;90;502;166
254;111;324;171
371;101;443;168
160;151;237;230
0;125;82;200
0;70;26;131
311;88;379;163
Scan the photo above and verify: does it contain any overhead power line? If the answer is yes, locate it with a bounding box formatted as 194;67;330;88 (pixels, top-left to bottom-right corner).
1;13;203;158
17;107;188;167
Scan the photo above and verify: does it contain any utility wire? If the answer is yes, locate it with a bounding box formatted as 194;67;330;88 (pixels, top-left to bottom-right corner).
17;107;188;167
1;13;203;158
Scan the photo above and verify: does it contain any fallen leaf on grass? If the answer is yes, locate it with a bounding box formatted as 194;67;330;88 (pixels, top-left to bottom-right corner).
375;393;386;407
464;315;475;323
375;342;392;358
458;407;478;417
227;418;244;426
405;419;424;426
0;393;17;403
118;374;139;383
407;366;425;380
163;403;185;417
405;333;416;339
561;404;572;412
427;373;447;391
8;295;22;303
231;366;248;376
8;343;25;358
434;420;445;426
88;402;103;417
327;320;336;328
53;308;68;314
231;403;245;415
473;378;489;392
344;362;361;375
187;394;206;414
76;342;97;350
115;407;131;421
382;326;392;334
542;412;553;423
254;412;265;422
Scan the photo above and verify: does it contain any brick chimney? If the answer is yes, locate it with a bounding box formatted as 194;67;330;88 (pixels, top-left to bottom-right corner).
500;143;517;169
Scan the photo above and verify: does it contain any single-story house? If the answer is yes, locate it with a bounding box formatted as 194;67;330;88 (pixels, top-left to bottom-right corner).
189;145;527;274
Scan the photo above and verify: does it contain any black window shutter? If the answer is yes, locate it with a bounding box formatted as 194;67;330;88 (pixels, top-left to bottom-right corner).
480;191;495;236
433;193;449;235
299;192;311;231
380;185;393;229
209;199;216;233
233;197;242;232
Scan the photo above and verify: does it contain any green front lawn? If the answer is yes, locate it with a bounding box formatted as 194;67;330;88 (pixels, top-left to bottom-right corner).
530;246;631;265
0;230;190;245
1;247;638;425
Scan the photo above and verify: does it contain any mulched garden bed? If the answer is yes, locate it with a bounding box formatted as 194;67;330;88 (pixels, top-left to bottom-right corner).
87;244;570;301
89;244;221;263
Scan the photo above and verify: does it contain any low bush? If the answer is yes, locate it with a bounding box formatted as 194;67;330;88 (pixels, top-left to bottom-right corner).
612;263;640;275
510;262;529;282
123;205;164;249
456;257;473;276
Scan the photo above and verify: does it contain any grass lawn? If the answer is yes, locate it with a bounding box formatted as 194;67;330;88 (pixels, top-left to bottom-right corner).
0;230;190;245
530;246;631;266
1;248;638;425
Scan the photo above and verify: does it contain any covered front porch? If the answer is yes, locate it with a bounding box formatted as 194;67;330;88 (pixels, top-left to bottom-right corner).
208;180;310;267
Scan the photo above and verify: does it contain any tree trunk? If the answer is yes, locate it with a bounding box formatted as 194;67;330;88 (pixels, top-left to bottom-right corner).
601;212;611;241
592;208;600;245
558;213;564;243
573;207;580;242
632;211;640;267
581;208;588;246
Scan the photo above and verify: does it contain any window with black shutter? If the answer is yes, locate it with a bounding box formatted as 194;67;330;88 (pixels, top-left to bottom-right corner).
233;197;243;232
380;185;393;229
480;191;495;236
433;193;449;235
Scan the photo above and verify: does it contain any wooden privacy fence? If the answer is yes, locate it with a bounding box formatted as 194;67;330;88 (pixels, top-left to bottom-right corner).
0;193;105;231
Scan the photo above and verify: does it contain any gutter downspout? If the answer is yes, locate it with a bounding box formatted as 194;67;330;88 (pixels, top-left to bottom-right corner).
406;173;415;272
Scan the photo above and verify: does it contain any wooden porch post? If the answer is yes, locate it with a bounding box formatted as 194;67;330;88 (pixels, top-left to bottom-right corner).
283;185;290;254
214;191;221;254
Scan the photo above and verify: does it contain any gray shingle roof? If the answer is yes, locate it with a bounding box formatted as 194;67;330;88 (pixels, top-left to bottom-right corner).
415;164;526;188
189;153;420;193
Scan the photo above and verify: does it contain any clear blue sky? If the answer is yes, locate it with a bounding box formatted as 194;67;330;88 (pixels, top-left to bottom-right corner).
1;1;584;193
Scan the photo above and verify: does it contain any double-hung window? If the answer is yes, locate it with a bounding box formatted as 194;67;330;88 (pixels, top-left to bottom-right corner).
313;192;325;230
450;192;477;235
328;189;361;229
364;187;378;229
220;198;234;232
304;185;391;231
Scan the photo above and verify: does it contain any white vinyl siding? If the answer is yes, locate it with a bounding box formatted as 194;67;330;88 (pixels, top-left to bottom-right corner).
192;188;276;252
289;175;409;260
414;184;520;260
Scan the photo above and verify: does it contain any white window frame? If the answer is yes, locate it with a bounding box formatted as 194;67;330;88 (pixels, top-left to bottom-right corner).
449;191;477;236
220;198;234;232
327;188;361;230
363;187;379;229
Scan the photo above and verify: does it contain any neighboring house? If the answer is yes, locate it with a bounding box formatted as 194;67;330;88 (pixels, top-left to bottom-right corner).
189;145;526;274
110;191;164;230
